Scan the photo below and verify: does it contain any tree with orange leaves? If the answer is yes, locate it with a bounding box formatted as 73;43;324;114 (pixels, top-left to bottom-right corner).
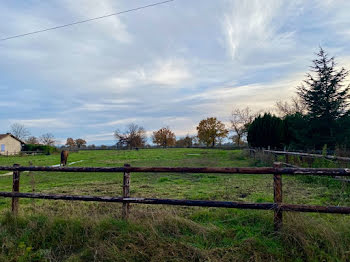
152;127;176;148
196;117;228;147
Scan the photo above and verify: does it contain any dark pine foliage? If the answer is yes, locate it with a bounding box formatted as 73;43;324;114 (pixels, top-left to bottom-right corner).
282;113;309;150
335;113;350;148
297;48;350;149
246;48;350;151
247;113;284;149
297;47;350;120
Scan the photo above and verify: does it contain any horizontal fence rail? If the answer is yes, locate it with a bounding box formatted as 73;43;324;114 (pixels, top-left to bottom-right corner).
0;165;350;176
0;192;349;214
0;163;349;232
249;148;350;162
265;149;350;161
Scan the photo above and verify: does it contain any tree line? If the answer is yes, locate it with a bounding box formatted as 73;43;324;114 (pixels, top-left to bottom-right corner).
8;123;87;149
248;48;350;151
114;117;230;149
114;48;350;151
65;138;87;149
9;123;56;146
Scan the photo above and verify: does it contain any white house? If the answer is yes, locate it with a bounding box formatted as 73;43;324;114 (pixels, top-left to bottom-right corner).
0;133;25;155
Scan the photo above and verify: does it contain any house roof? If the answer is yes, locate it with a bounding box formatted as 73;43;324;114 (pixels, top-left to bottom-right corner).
0;133;25;144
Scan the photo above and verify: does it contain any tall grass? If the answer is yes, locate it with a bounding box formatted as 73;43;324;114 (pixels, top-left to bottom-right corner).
0;206;349;261
0;149;349;261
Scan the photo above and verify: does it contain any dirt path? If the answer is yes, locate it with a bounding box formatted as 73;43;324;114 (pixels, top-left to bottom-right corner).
0;160;85;177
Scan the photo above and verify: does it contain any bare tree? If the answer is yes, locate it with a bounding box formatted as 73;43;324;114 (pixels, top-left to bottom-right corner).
10;123;30;141
39;133;55;146
230;107;256;146
275;97;307;117
114;123;147;149
26;136;39;144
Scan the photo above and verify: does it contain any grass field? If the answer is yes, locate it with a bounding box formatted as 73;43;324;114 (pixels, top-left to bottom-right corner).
0;149;349;261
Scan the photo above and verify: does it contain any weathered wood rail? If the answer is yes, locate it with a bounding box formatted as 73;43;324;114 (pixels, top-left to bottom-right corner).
1;165;350;175
265;149;350;162
0;163;349;231
248;148;350;163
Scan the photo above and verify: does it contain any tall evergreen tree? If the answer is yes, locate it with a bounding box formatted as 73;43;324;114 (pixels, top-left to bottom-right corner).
297;48;350;149
298;48;350;120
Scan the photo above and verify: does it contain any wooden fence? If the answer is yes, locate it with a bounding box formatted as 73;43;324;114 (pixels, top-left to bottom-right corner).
248;148;350;163
0;163;350;231
0;151;45;157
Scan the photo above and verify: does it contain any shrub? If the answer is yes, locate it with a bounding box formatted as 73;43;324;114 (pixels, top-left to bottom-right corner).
247;113;284;149
23;144;57;155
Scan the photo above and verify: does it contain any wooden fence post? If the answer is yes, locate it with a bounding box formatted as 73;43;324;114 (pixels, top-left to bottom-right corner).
122;163;131;219
12;164;20;215
273;163;283;231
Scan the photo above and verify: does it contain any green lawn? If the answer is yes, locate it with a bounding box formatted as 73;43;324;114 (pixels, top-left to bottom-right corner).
0;149;348;206
0;149;349;261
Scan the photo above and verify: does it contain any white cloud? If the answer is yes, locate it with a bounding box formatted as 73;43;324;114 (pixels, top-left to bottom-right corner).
178;71;305;118
75;103;131;112
103;58;192;91
61;0;132;43
150;59;191;85
92;118;140;127
82;132;115;143
13;118;71;128
222;0;299;60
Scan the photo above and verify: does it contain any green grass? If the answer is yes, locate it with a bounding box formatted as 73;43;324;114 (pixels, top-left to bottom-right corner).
0;148;349;261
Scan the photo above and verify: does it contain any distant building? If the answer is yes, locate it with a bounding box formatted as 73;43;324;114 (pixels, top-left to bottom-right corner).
0;133;25;155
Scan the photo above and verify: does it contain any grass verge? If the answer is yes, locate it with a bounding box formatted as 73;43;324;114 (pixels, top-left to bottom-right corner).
0;207;349;261
0;149;349;261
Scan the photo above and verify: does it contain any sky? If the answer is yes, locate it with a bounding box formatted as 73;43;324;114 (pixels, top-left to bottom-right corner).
1;0;350;145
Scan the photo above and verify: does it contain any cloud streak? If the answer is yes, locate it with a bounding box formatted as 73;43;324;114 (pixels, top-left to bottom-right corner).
0;0;350;144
